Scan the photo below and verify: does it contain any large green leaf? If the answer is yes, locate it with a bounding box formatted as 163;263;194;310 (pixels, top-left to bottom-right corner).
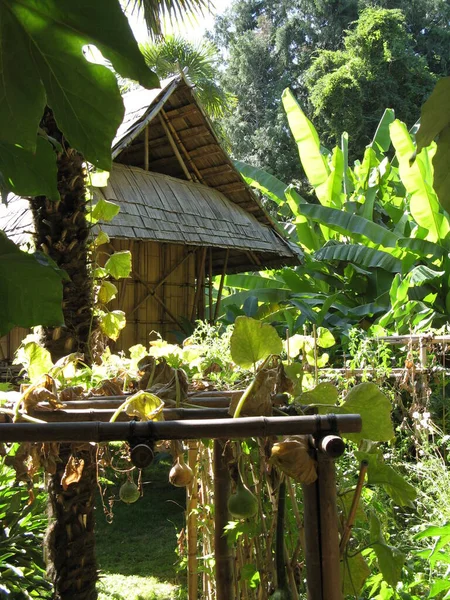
104;251;132;279
390;120;449;243
21;342;53;383
338;382;394;443
356;452;417;507
397;237;445;258
314;243;402;273
99;310;126;341
324;146;344;208
432;124;450;212
416;77;450;150
341;553;370;596
298;382;339;406
0;137;59;201
230;316;283;369
298;204;399;247
0;233;65;336
370;513;405;587
371;108;395;153
282;88;330;205
0;0;158;178
235;160;287;205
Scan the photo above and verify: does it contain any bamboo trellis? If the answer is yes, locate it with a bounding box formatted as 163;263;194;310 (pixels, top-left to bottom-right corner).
0;412;361;600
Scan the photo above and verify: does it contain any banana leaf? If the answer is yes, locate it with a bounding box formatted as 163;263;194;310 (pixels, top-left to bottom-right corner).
314;243;402;272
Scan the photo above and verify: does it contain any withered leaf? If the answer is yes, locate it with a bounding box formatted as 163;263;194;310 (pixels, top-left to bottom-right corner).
270;435;317;484
61;455;85;490
91;379;123;396
229;368;278;417
59;386;85;402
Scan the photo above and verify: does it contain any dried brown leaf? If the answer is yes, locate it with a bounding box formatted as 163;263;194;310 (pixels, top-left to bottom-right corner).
91;379;123;396
229;368;277;417
270;435;317;484
61;455;85;490
59;386;85;402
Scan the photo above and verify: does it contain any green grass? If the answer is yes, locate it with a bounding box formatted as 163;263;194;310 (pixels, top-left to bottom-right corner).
95;454;187;600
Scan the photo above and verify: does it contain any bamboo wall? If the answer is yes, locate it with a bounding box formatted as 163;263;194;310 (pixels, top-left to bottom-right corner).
106;239;197;351
0;240;198;361
0;327;29;362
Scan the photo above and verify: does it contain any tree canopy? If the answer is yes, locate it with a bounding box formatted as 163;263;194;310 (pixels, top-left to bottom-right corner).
212;0;450;182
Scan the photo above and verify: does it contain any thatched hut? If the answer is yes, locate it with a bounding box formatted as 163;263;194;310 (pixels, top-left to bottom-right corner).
0;74;300;358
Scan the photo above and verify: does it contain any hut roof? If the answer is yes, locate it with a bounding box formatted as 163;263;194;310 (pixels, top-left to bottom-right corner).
0;74;302;271
97;164;298;273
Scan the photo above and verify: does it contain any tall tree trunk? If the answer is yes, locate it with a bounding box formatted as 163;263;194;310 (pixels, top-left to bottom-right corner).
30;111;93;361
30;110;98;599
45;444;98;600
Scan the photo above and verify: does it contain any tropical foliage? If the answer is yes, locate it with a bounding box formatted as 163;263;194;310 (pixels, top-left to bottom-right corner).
233;89;450;337
212;0;450;183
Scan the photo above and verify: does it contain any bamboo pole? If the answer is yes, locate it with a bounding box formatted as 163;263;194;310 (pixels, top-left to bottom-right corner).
144;126;149;170
209;248;213;324
214;440;234;600
213;249;229;323
187;441;199;600
0;407;231;423
0;415;361;443
191;247;207;321
158;113;193;181
302;480;323;600
160;108;206;183
317;452;343;600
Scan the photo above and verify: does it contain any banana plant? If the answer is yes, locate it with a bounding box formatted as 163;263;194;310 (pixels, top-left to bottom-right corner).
234;88;450;334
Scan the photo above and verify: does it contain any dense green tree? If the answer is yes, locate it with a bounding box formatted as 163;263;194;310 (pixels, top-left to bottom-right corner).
213;0;450;182
305;8;436;156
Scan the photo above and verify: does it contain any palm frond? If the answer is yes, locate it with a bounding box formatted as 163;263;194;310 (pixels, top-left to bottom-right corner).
126;0;212;37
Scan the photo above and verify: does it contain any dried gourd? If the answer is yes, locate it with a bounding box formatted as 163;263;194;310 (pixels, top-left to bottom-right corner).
169;454;193;487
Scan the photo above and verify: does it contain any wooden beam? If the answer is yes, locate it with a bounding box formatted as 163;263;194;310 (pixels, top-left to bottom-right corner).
216;182;247;194
214;249;229;322
188;144;222;159
160;109;206;184
158;113;193;181
164;103;200;119
199;165;234;177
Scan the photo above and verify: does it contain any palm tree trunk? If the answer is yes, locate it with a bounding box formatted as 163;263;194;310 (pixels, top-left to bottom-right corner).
30;110;94;361
45;444;98;600
31;110;98;599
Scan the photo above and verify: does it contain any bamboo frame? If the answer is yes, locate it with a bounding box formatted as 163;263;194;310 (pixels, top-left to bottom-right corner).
130;250;195;317
158;113;193;181
317;452;343;600
144;126;149;171
160;108;206;184
187;441;199;600
0;414;361;443
0;407;231;423
302;480;322;600
208;248;213;323
213;440;234;599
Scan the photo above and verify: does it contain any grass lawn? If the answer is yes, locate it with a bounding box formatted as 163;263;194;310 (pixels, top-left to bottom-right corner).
95;454;187;600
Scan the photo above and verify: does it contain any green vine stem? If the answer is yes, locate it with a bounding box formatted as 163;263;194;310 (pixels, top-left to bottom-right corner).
233;355;271;418
109;397;136;423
